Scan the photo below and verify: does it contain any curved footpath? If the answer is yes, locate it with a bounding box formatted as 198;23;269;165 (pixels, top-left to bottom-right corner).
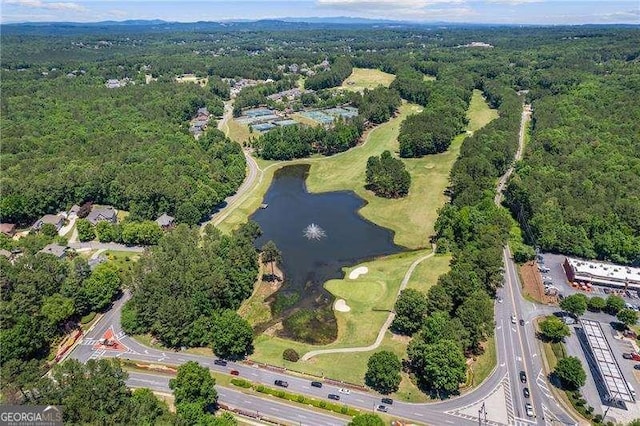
301;248;435;360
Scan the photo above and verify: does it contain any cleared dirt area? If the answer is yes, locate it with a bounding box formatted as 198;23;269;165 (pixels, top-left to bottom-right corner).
520;261;556;304
340;67;395;92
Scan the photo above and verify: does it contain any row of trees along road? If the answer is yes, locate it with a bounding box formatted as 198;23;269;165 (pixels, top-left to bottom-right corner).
383;80;521;396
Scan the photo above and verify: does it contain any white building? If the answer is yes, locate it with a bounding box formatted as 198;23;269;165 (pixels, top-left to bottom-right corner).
564;256;640;289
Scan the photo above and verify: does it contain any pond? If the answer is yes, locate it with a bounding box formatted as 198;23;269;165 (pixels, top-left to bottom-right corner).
250;164;404;343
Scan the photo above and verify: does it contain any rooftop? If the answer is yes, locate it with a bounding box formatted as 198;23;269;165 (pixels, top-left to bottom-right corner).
39;243;68;258
566;257;640;285
580;319;634;403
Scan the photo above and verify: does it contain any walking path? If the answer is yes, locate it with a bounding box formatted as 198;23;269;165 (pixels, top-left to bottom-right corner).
301;247;435;360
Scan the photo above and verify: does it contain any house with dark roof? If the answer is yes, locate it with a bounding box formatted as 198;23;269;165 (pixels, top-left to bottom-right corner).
0;223;16;237
87;206;117;225
32;214;65;231
39;243;68;258
156;213;176;229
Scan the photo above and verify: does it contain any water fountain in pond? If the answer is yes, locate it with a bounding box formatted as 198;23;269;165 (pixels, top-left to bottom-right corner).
303;223;326;241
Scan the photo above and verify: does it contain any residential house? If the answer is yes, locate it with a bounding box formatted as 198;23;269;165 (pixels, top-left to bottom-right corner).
0;223;16;237
156;213;176;229
87;206;117;226
0;249;12;259
68;205;81;219
39;243;68;259
32;214;65;231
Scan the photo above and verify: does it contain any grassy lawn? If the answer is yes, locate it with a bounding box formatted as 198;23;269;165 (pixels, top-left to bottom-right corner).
340;68;396;92
406;253;452;292
251;250;429;364
467;338;497;388
226;117;253;145
466;89;499;133
423;74;436;81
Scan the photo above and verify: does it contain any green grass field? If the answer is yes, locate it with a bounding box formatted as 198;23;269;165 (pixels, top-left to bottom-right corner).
406;253;452;292
423;74;436;81
340;68;396;92
466;89;499;133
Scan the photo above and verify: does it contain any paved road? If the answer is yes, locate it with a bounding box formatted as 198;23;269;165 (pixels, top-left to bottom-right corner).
301;248;435;360
127;371;348;426
69;241;145;252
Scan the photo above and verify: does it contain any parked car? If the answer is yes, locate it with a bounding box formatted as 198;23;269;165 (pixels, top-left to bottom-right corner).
376;405;388;413
511;315;517;324
523;387;530;398
274;380;289;388
520;371;527;384
623;353;640;361
519;319;525;326
311;381;323;388
525;403;534;417
214;359;227;366
328;394;340;401
381;398;393;405
230;370;239;376
338;388;350;395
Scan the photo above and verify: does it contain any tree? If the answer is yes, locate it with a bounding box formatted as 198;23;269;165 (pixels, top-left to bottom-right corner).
41;294;75;327
170;361;217;408
426;284;453;314
420;311;468;349
349;413;385;426
176;202;201;226
409;339;466;395
261;240;281;278
211;310;254;360
391;288;428;335
76;219;95;242
129;388;174;425
538;316;570;342
554;356;586;390
365;151;411;198
456;289;494;353
587;296;606;312
40;223;59;238
82;263;121;312
364;351;401;394
617;309;638;328
559;294;587;317
606;295;626;315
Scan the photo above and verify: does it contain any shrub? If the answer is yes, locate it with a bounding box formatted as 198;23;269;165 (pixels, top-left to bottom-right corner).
256;385;265;392
80;312;96;324
230;378;252;388
296;395;305;403
283;348;300;362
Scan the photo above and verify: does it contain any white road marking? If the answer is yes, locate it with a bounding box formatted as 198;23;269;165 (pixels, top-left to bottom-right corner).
413;412;424;417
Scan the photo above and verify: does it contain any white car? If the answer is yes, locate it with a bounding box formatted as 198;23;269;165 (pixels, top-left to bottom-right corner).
338;388;350;395
511;315;517;324
525;403;534;417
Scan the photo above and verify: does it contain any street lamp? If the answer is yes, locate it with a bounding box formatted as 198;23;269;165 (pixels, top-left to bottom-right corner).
478;402;487;426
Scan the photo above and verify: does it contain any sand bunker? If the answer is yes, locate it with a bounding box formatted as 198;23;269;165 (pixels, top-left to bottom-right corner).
349;266;369;279
334;299;351;312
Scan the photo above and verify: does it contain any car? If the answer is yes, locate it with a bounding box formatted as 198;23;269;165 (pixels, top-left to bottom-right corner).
274;380;289;388
624;353;634;359
497;297;503;303
214;359;227;366
511;315;517;324
376;405;388;413
328;394;340;401
311;381;323;388
230;370;239;376
523;387;530;398
520;371;527;384
338;388;350;395
519;319;525;326
525;403;534;417
381;397;393;405
634;364;640;370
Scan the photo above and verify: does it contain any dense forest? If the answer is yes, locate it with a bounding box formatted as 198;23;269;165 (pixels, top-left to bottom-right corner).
506;72;640;264
1;253;122;399
121;223;259;349
1;72;245;225
304;57;353;90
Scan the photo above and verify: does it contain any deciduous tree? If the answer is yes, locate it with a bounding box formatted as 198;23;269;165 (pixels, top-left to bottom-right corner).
364;351;401;394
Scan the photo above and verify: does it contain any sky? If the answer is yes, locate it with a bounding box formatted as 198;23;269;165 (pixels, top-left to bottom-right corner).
1;0;639;25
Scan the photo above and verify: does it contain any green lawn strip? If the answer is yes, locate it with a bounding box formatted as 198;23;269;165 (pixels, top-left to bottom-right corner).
466;337;497;388
405;253;451;292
